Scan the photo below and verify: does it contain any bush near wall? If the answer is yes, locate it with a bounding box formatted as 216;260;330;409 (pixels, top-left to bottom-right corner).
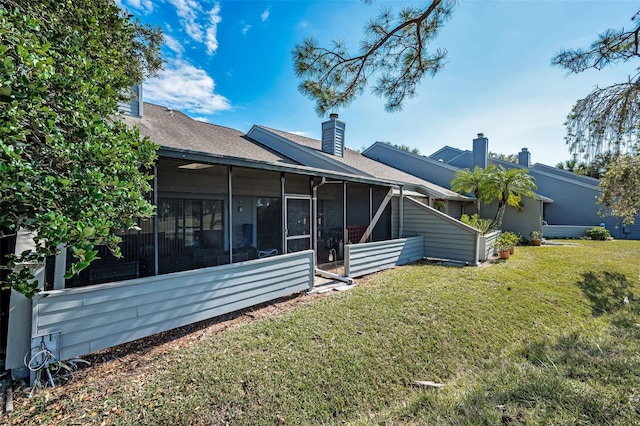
585;227;612;241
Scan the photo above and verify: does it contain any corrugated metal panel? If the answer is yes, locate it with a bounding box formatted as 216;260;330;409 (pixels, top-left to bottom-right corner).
32;251;314;361
402;198;479;264
344;236;424;278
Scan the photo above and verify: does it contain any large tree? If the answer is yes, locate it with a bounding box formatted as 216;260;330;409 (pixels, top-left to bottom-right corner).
552;10;640;224
293;0;456;115
450;165;495;215
487;167;537;229
0;0;163;297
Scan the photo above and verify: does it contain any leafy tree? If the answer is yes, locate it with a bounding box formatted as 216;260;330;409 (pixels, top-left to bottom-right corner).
487;167;537;229
552;10;640;224
597;154;640;225
489;152;518;164
293;0;456;115
398;144;420;154
552;10;640;162
450;166;495;215
556;158;586;174
0;0;163;297
381;141;420;154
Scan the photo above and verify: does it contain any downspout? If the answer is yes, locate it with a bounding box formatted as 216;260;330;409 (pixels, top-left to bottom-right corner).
343;182;347;243
312;177;326;268
369;186;373;242
281;174;286;253
399;185;404;238
152;163;159;276
228;166;233;264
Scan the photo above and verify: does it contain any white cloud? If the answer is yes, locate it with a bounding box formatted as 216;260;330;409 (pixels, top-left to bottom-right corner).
205;3;222;55
144;60;231;115
241;24;252;35
193;117;211;123
163;34;184;56
261;7;270;22
167;0;221;55
288;131;307;136
117;0;153;13
167;0;203;41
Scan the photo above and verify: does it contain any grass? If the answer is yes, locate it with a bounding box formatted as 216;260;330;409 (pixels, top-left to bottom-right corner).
9;240;640;425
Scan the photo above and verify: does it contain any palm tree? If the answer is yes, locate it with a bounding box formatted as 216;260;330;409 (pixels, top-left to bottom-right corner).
487;166;537;229
450;165;495;215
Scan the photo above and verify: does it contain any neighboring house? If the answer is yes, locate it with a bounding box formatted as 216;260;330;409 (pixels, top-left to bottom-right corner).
363;133;640;239
363;134;549;239
5;104;485;378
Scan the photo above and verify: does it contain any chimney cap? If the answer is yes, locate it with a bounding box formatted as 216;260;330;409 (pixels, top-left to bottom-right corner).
521;147;529;152
329;113;339;119
477;133;484;138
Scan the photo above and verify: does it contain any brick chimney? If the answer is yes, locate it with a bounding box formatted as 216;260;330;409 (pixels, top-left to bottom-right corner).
321;113;345;157
472;133;488;169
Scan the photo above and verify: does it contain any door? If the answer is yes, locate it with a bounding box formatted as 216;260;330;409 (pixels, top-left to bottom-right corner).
285;196;311;253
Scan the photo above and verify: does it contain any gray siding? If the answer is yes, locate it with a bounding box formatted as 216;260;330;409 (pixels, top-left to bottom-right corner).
542;225;593;238
481;196;542;238
447;200;464;219
363;143;458;189
32;251;314;361
479;230;501;261
403;198;479;264
391;197;400;239
344;236;424;278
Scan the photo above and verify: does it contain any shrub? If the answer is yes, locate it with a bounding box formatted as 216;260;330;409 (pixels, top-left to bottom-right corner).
585;227;612;241
461;214;493;235
500;231;520;247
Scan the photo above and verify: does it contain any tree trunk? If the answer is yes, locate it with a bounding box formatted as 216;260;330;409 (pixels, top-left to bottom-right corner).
493;201;507;229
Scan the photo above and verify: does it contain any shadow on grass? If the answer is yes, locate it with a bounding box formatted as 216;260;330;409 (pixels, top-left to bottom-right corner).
577;271;637;316
392;328;640;425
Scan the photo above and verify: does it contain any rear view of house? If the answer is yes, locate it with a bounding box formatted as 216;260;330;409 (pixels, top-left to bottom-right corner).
6;104;485;380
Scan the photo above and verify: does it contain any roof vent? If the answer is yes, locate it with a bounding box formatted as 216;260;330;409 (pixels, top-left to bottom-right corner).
321;113;345;157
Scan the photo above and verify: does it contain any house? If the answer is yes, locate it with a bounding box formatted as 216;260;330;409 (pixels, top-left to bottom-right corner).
363;133;640;239
363;134;550;239
5;103;487;379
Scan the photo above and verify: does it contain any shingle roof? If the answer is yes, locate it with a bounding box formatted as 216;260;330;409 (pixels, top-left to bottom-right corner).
254;126;469;200
122;103;296;165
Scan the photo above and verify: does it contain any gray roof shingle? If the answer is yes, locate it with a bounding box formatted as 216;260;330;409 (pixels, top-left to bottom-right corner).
123;103;297;165
254;126;468;200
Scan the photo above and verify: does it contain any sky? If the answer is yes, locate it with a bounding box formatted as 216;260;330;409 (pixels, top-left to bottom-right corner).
116;0;638;167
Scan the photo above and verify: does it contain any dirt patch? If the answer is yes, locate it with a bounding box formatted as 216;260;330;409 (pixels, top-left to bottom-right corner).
8;289;339;416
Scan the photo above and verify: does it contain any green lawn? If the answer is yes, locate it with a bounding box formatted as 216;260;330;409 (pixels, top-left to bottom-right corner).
10;240;640;425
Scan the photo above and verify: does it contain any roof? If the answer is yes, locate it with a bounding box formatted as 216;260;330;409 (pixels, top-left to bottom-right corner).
249;126;471;201
429;146;467;163
122;103;294;165
122;103;405;187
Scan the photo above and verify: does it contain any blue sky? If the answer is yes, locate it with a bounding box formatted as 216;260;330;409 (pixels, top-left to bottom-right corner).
117;0;638;167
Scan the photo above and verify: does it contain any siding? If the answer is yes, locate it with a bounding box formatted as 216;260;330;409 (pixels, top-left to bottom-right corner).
391;197;400;239
447;201;463;219
403;198;479;264
542;225;594;238
32;251;313;361
344;236;424;278
479;230;501;260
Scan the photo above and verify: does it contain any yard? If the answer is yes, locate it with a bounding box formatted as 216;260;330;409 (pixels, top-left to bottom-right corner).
8;240;640;425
